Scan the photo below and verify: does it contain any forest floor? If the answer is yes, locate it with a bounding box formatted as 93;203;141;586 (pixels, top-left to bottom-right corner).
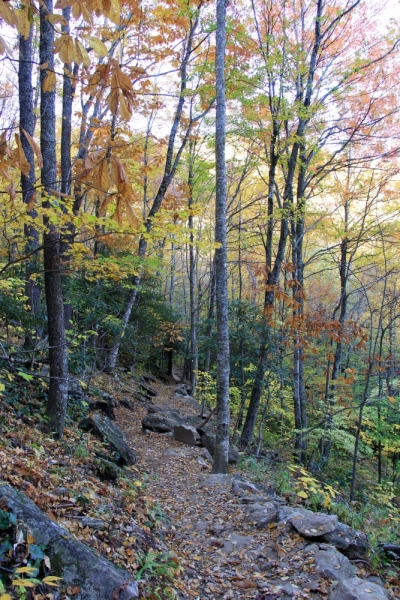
0;371;396;600
116;377;390;600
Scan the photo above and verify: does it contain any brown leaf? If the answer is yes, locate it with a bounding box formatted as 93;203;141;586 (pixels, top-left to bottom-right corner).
6;181;16;204
210;538;224;547
0;0;18;27
66;586;82;595
22;128;43;168
111;156;127;185
233;579;258;589
15;133;31;177
125;201;140;229
84;150;105;171
42;70;56;93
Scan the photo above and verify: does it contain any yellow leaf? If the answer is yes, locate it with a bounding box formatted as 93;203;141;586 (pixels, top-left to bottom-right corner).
46;13;67;25
17;7;31;39
0;1;17;27
106;0;120;24
0;594;12;600
75;40;90;68
297;490;308;499
42;576;62;586
388;396;396;404
15;567;37;574
54;0;72;8
12;579;36;587
42;70;56;93
133;480;142;487
82;35;108;57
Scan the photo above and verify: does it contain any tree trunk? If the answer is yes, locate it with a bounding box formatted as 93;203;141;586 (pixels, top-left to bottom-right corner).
291;146;307;463
188;140;198;395
60;7;75;328
19;24;42;347
204;258;216;373
107;7;204;371
212;0;230;474
240;344;267;448
40;0;69;438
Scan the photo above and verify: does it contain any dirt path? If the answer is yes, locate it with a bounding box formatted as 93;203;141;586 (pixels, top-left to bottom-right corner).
115;380;351;599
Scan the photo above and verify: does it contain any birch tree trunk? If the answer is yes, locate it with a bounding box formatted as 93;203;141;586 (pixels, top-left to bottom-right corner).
40;0;69;438
212;0;230;474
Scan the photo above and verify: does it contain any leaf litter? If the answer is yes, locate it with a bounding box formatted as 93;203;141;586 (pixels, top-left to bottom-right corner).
0;371;394;599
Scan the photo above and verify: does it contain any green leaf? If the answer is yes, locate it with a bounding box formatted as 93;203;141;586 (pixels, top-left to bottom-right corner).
28;545;45;560
17;371;34;382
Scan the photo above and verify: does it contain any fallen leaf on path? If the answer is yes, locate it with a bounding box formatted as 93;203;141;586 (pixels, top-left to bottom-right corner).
233;578;258;589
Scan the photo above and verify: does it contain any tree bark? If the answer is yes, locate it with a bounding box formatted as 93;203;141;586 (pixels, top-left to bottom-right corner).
19;24;41;346
60;7;76;329
40;0;69;438
188;140;198;395
212;0;230;474
204;258;216;373
291;144;307;463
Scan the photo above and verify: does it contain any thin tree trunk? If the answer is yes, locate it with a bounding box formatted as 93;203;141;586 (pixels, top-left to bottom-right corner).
212;0;230;474
40;0;69;438
60;7;75;328
169;239;176;306
19;24;41;347
107;7;205;371
188;140;198;395
204;258;216;373
291;146;307;463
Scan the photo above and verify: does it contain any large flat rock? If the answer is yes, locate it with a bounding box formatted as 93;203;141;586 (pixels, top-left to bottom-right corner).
328;577;388;600
289;512;338;537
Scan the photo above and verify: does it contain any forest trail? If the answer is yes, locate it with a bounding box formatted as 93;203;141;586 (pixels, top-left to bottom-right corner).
116;379;347;600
